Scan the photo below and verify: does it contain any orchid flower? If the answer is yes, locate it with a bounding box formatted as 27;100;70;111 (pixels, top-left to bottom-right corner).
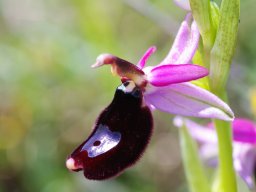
174;117;256;189
66;15;234;181
92;15;234;121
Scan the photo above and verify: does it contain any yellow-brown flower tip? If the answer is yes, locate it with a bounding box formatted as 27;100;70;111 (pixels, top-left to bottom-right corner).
92;53;147;88
66;158;77;170
91;54;116;68
66;157;83;171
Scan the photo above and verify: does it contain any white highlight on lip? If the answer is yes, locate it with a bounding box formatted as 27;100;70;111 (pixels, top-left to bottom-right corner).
118;81;136;93
81;124;121;158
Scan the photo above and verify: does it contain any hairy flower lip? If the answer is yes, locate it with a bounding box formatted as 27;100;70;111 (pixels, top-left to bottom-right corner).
67;82;153;180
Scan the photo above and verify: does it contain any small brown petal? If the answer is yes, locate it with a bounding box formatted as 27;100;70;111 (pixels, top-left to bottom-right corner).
92;54;147;88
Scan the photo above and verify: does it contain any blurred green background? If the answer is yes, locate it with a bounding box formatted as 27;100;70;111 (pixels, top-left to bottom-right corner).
0;0;255;191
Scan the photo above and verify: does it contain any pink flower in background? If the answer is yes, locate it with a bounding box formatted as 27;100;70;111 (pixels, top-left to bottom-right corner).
92;15;234;121
174;117;256;188
173;0;191;11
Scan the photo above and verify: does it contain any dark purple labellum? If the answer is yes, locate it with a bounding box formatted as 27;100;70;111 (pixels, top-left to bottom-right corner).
66;81;153;180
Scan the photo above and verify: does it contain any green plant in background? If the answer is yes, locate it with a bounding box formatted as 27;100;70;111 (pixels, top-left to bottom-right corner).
174;0;242;191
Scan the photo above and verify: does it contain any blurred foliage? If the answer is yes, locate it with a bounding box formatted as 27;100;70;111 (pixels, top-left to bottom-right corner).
0;0;255;192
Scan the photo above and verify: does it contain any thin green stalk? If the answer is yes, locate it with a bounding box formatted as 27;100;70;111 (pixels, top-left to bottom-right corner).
208;49;237;192
179;122;211;192
213;119;237;192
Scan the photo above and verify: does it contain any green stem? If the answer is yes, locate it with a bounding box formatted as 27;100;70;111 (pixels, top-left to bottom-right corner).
207;39;237;192
179;123;211;192
213;119;237;192
208;59;237;192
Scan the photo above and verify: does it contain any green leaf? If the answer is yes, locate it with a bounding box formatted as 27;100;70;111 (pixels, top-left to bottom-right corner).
178;118;211;192
210;1;220;40
209;0;240;94
212;119;237;192
189;0;215;49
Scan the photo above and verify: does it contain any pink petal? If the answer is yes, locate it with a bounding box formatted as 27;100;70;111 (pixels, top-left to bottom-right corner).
174;117;217;143
233;143;256;189
207;118;256;144
199;143;219;167
159;16;200;65
144;83;234;121
147;64;208;86
137;46;157;69
232;119;256;144
173;0;191;10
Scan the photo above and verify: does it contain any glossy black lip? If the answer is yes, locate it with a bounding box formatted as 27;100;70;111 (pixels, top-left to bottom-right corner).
67;81;153;180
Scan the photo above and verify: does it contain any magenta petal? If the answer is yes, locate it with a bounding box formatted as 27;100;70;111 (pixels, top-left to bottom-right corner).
144;83;234;121
207;118;256;144
147;64;208;86
137;46;157;69
232;119;256;144
160;17;200;65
